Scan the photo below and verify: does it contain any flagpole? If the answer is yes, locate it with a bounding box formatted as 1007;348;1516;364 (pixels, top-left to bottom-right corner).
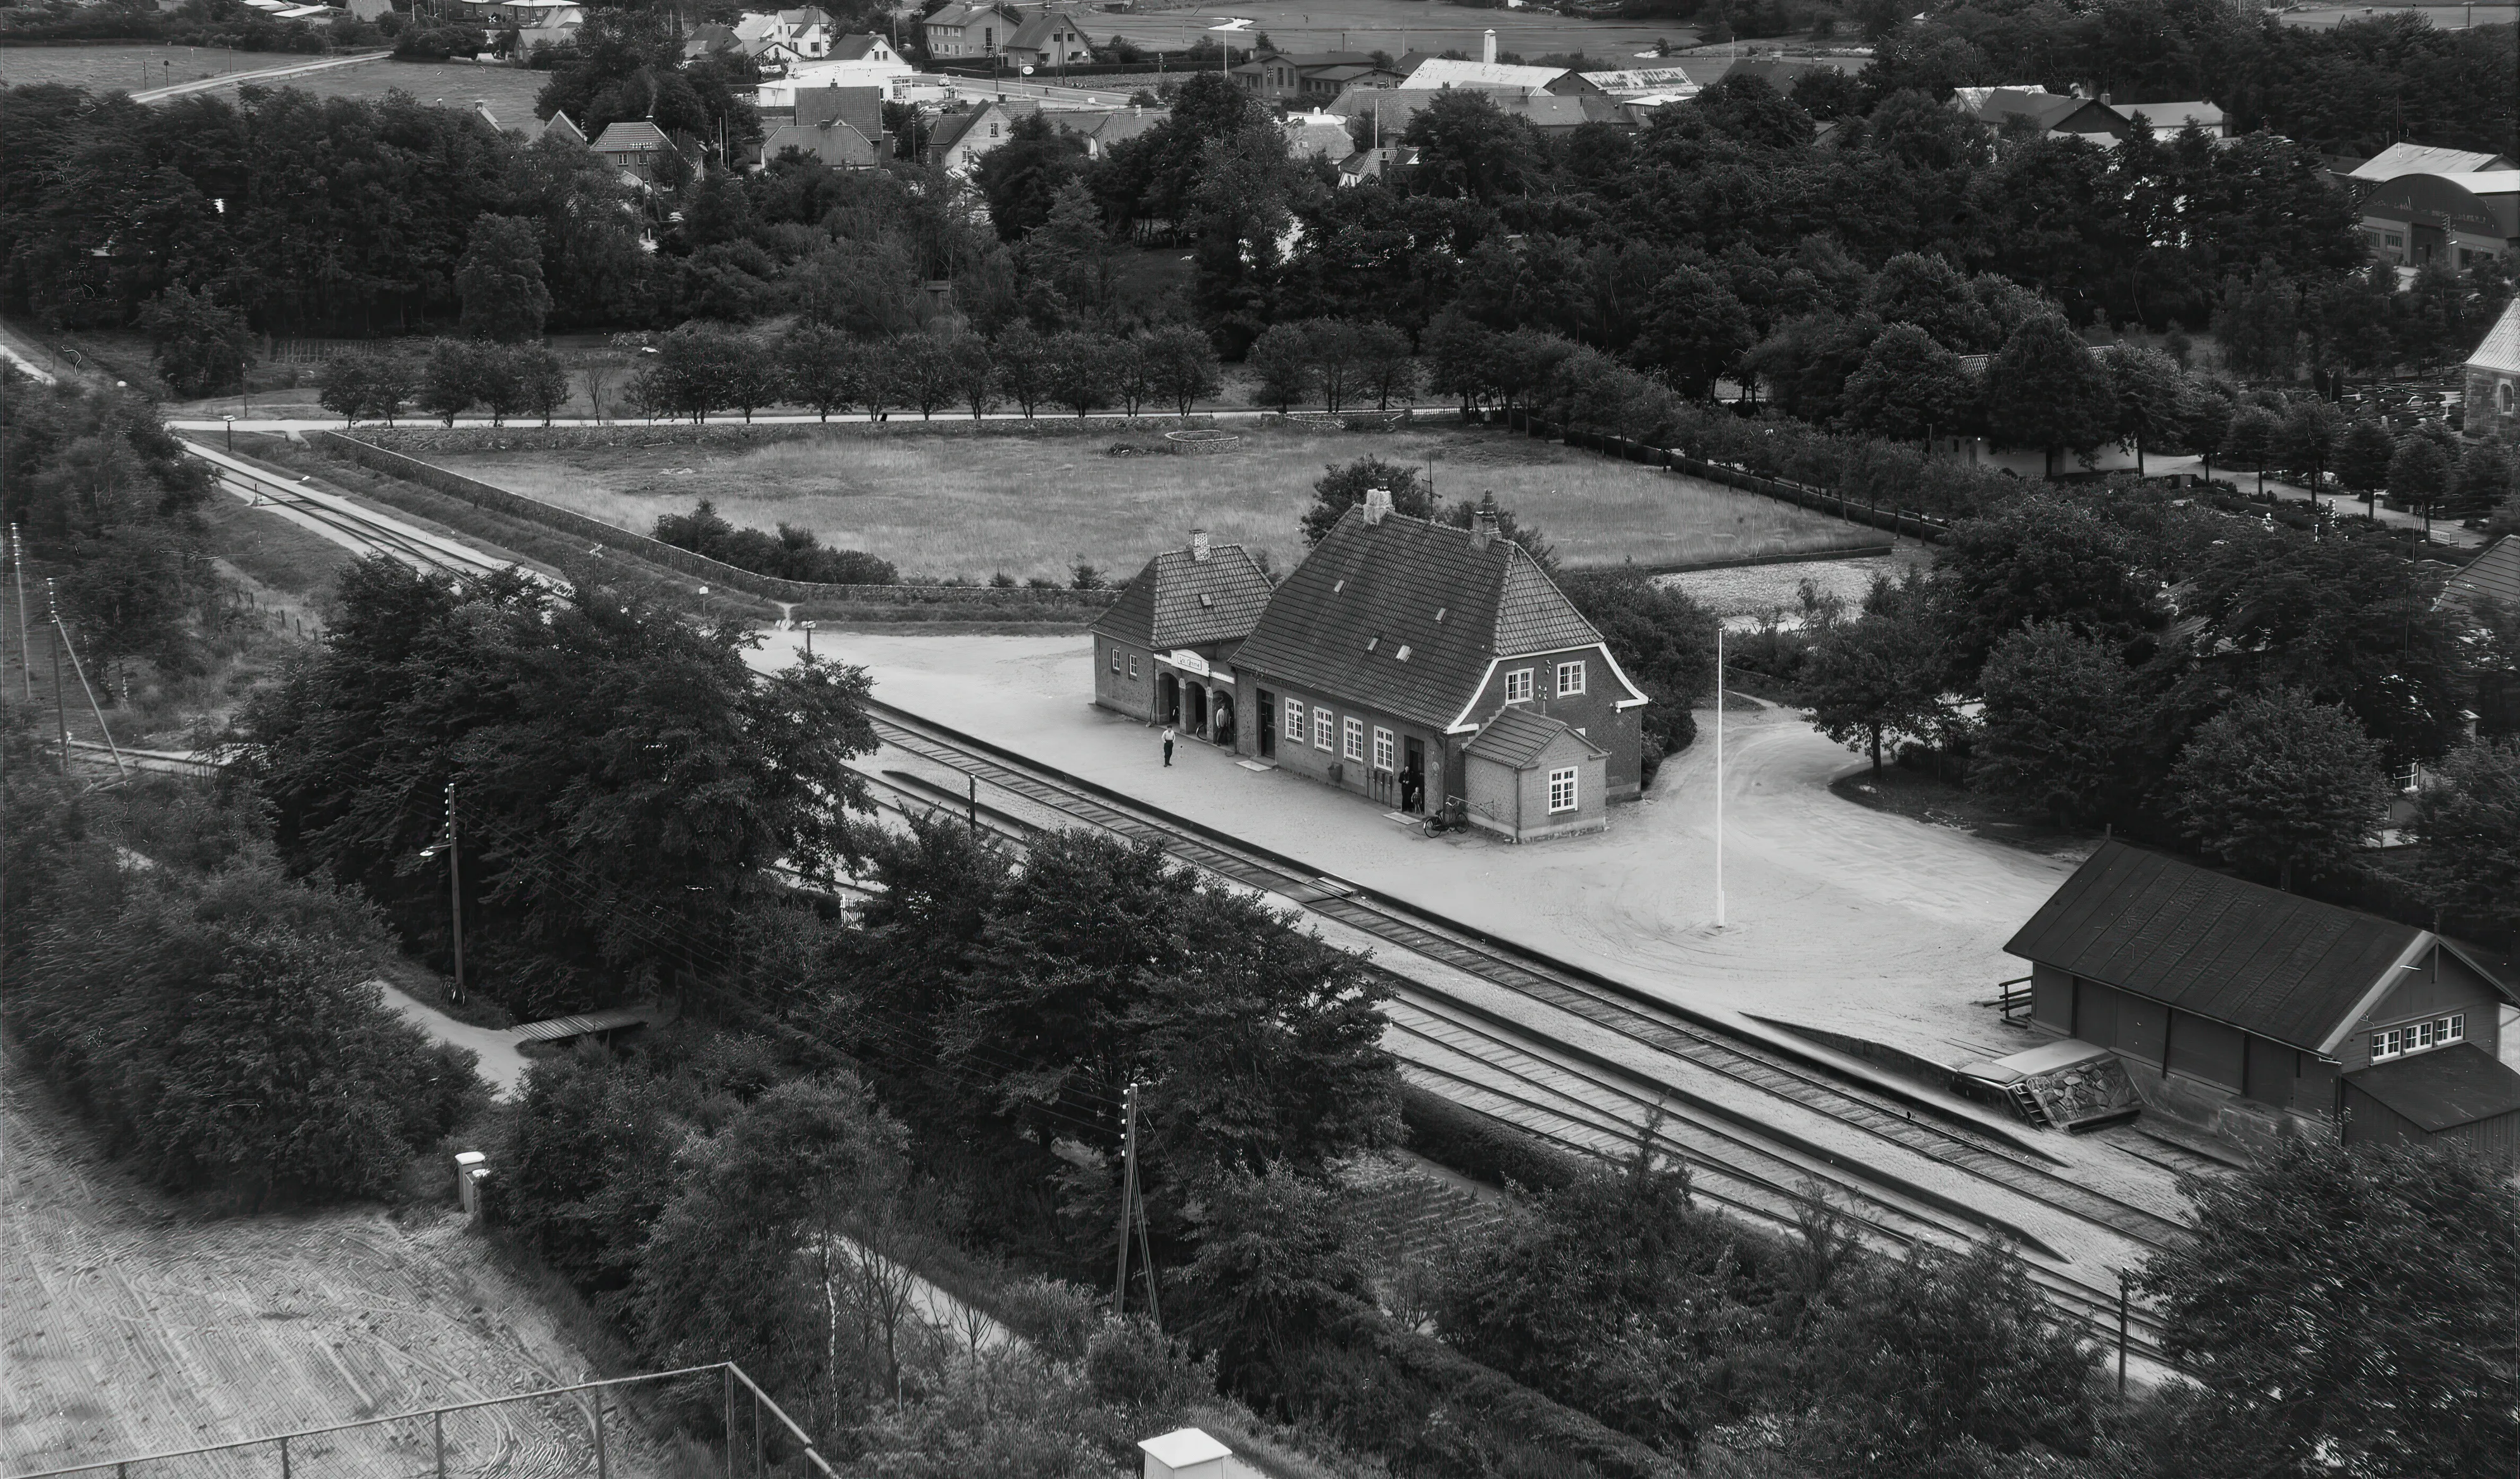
1714;625;1726;928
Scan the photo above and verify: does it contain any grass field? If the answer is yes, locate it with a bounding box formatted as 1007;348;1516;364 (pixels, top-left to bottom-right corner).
1102;0;1698;61
429;424;1881;584
0;46;552;120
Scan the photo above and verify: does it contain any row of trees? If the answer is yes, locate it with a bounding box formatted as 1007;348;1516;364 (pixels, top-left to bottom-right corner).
322;340;574;427
626;321;1223;424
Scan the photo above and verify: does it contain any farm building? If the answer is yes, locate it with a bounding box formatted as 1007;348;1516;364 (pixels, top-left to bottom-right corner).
1227;491;1647;829
1089;532;1274;747
2006;841;2520;1162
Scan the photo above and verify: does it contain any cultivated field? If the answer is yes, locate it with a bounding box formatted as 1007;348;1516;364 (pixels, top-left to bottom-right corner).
0;47;553;119
0;1066;651;1479
430;424;1881;583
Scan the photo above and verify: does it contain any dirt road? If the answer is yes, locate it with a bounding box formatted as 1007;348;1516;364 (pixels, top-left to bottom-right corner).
0;1067;646;1479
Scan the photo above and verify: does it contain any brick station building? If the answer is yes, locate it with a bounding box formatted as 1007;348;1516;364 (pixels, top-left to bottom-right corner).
1227;493;1647;838
1089;531;1274;748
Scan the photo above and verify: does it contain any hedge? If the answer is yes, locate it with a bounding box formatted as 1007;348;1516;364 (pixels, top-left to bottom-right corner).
1400;1084;1583;1195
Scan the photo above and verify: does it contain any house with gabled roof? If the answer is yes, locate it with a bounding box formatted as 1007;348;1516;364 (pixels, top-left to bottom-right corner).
924;98;1030;173
1091;531;1276;745
761;84;887;167
591;120;678;180
2464;296;2520;443
2008;840;2520;1159
922;0;1020;58
1228;490;1646;824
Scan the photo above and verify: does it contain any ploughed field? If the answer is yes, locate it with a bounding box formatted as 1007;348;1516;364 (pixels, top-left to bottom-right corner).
429;424;1880;585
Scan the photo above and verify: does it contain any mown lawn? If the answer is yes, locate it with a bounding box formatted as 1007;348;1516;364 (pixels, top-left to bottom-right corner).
428;424;1880;584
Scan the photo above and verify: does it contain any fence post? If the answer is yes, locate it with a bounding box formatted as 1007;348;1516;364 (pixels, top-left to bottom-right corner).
434;1410;446;1479
279;1435;290;1479
723;1367;737;1479
752;1389;764;1479
592;1395;608;1479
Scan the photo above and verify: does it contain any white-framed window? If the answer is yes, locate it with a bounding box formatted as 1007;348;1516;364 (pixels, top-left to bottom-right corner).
1110;648;1122;672
1372;726;1395;771
1547;767;1579;814
1313;706;1334;750
1503;668;1534;703
1284;698;1304;741
1557;660;1586;696
2370;1013;2464;1063
1343;717;1364;762
1128;653;1139;679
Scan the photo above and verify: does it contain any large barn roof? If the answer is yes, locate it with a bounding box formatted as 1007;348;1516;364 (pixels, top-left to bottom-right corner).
2003;841;2426;1053
1231;508;1619;732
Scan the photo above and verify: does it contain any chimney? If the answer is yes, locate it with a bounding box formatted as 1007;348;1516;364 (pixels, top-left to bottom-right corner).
1469;508;1497;550
2100;90;2112;105
1189;529;1210;562
1362;487;1392;526
1482;28;1497;64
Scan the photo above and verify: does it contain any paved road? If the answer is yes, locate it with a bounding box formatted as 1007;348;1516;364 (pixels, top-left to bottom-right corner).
129;51;392;103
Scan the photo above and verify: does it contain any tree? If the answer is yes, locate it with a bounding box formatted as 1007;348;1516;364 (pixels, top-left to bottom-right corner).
2274;398;2338;492
778;324;862;422
518;344;570;425
1629;264;1757;401
1561;573;1719;778
2454;443;2516;515
457;213;553;343
2221;405;2278;497
470;343;528;426
2141;1137;2519;1479
1801;571;1950;773
494;1050;678;1292
892;335;958;420
139;284;251;398
719;349;784;424
791;239;924;337
2335;418;2397;507
1403;89;1545;203
2216;263;2300;381
1140;327;1221;417
240;557;882;1016
630;324;747;423
1301;457;1433;545
2406;738;2520;936
1795;1240;2103;1475
1024;177;1112;317
1986;315;2117;476
1177;1166;1376;1392
1044;331;1118;418
58;528;200;693
320;353;382;426
1971;623;2145;825
975;114;1088;242
1423;308;1499;412
2170;688;2389;890
2387;434;2452;524
1353;324;1416;411
1246;322;1316;412
1840;323;1975;447
1935;493;2152;681
2102;343;2183;475
991;325;1055;418
945;337;998;420
419;339;482;425
1864;252;1995;351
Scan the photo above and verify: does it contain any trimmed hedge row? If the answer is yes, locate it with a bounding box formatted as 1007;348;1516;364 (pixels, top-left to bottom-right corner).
1400;1083;1583;1195
317;432;1119;612
356;414;1235;456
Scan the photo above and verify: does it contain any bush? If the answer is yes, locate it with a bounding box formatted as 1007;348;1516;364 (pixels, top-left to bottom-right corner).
653;500;897;585
1400;1084;1581;1193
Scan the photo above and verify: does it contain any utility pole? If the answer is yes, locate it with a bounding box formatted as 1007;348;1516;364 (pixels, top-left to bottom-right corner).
2116;1268;2131;1395
1111;1078;1159;1325
47;580;68;772
1713;625;1726;928
11;524;30;702
426;781;469;1004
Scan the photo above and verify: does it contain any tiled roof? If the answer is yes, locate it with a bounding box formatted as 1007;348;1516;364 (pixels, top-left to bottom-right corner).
1091;543;1275;650
763;119;877;166
1406;58;1583;92
2349;142;2517;181
536;110;586;144
1464;706;1605;768
2443;537;2520;614
2003;841;2423;1052
927;108;987;154
2467;297;2520;377
591;120;668;153
796;82;884;138
1006;11;1079;48
1231;509;1606;732
828;33;889;59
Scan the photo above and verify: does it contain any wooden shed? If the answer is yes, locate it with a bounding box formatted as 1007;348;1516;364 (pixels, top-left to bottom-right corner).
2006;842;2520;1158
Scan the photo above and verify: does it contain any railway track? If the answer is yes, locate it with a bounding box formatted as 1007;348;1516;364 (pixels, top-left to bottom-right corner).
182;441;526;581
861;702;2190;1368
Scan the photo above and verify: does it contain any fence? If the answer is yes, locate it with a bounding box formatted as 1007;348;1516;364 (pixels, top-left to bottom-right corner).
1501;408;1958;546
313;433;1121;614
3;1363;829;1479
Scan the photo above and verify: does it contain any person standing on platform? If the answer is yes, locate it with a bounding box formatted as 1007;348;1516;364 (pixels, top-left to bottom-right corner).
1162;726;1175;766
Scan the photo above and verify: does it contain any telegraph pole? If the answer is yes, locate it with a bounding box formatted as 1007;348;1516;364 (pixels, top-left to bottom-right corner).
1111;1078;1158;1324
1713;626;1726;928
47;580;68;771
11;524;30;702
446;781;467;1005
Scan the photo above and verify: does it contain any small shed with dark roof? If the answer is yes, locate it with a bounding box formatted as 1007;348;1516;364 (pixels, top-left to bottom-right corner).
1462;707;1608;841
2007;841;2520;1156
1091;532;1275;746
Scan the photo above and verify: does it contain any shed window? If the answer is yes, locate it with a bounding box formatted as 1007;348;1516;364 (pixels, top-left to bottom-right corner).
1548;767;1579;813
1504;669;1534;703
1557;660;1586;696
1313;707;1335;750
1372;726;1395;770
1284;698;1304;741
1343;717;1364;761
2371;1013;2464;1063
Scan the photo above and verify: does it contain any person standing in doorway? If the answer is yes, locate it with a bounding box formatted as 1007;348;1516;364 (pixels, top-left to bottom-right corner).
1162;726;1175;766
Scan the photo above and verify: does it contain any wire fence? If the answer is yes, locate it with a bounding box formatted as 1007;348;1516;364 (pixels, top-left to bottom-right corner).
4;1364;832;1479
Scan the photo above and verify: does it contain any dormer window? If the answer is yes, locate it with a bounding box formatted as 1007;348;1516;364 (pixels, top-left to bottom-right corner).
1199;593;1215;608
1395;645;1412;662
1434;607;1446;622
1365;636;1379;651
1332;578;1346;593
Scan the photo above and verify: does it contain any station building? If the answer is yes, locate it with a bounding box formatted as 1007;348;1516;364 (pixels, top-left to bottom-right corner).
2007;841;2520;1163
1227;493;1647;840
1089;531;1274;749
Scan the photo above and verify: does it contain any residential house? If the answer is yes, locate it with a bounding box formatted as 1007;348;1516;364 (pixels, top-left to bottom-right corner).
734;7;834;59
1231;51;1403;105
1963;87;2130;141
591;120;685;182
758;37;915;106
1329;86;1627;145
1402;56;1602;96
1282;110;1353;161
2007;840;2520;1162
1227;491;1649;828
924;98;1032;174
2118;99;2226;138
459;0;582;37
1336;141;1417;186
1052;106;1168;160
685;22;739;58
531;109;587;146
760;84;889;168
922;0;1020;58
1002;9;1094;69
1091;531;1277;743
